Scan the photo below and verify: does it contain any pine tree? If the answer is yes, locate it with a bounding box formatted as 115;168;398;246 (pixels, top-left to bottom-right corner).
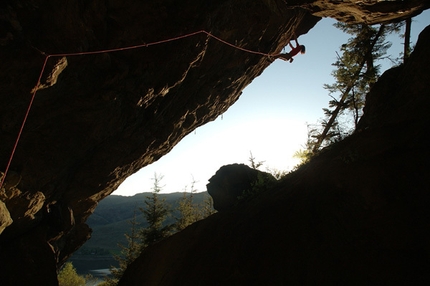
57;262;86;286
175;180;199;231
102;174;217;286
139;173;173;250
175;178;216;231
248;151;264;170
309;22;395;152
403;17;412;62
104;207;141;285
199;194;217;218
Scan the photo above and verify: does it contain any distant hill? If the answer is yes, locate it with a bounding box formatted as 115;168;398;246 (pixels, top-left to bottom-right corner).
70;192;212;275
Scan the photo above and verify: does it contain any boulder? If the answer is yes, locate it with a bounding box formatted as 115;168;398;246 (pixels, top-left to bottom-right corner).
207;163;276;211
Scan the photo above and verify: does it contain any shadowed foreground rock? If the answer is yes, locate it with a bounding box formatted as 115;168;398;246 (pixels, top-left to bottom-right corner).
119;26;430;285
1;0;429;284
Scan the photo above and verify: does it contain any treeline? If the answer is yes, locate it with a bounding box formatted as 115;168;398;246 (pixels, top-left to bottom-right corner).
76;246;110;256
58;174;215;286
100;174;216;285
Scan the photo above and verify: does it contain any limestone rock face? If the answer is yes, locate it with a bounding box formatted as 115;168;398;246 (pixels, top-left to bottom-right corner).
0;201;12;234
0;0;429;284
119;25;430;285
305;0;429;24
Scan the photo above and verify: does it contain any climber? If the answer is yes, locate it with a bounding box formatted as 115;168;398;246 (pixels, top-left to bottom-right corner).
271;34;306;63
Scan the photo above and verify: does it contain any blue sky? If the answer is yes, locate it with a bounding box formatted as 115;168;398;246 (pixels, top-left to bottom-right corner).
114;11;430;196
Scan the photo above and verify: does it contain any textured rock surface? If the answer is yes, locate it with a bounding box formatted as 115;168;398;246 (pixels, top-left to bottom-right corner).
304;0;429;24
0;200;12;233
0;0;429;284
207;163;275;211
119;25;430;285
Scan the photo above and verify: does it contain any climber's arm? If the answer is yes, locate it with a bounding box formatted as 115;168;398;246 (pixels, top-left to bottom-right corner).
294;32;300;46
289;33;300;49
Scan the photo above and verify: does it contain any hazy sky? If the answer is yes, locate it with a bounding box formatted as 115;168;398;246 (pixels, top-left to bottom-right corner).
114;11;430;196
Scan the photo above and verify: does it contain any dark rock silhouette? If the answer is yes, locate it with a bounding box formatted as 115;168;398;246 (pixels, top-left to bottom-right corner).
1;0;429;284
207;164;276;211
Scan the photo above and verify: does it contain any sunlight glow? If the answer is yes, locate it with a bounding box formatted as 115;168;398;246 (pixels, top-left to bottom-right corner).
114;12;430;196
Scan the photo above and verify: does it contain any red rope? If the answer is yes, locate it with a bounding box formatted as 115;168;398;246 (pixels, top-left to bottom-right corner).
0;30;278;189
47;30;276;58
1;56;50;189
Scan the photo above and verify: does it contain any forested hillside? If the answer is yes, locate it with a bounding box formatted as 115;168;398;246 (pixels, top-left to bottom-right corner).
70;192;211;274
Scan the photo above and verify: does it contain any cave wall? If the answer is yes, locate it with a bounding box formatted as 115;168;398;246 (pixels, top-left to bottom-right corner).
0;0;429;285
1;1;318;284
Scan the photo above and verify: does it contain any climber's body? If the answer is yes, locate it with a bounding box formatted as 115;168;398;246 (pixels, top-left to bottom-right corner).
271;35;306;63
